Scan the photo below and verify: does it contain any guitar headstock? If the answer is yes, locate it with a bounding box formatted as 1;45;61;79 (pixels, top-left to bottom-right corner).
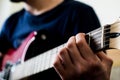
108;19;120;50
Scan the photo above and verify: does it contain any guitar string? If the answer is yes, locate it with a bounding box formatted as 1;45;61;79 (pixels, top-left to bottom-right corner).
89;23;120;37
30;23;120;69
11;23;120;79
90;23;120;39
87;24;120;49
29;24;120;71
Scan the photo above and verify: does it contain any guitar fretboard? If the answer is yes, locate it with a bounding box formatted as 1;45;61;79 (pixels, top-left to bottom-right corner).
10;43;66;80
10;25;112;80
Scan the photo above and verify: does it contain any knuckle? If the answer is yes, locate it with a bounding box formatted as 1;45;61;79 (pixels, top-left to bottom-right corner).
58;48;66;56
66;42;74;49
106;57;113;65
88;60;100;68
53;60;58;67
75;61;89;73
66;37;75;49
76;38;84;48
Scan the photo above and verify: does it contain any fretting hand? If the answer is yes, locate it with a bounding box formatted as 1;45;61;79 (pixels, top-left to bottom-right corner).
53;33;113;80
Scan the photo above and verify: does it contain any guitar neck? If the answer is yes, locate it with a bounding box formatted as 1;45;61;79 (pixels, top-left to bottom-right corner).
3;19;120;80
10;44;65;80
10;25;112;80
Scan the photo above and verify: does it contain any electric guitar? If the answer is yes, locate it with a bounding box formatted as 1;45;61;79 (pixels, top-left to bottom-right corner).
0;19;120;80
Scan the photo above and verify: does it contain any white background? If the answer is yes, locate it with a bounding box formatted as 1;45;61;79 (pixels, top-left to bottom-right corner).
79;0;120;25
0;0;120;28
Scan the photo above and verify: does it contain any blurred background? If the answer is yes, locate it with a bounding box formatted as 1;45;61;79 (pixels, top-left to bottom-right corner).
0;0;120;80
0;0;120;28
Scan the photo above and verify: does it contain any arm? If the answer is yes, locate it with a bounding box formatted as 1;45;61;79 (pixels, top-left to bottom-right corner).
53;33;113;80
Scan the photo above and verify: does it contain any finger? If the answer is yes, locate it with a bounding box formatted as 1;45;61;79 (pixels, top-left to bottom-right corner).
75;33;97;60
65;36;84;64
58;47;73;68
53;55;65;76
96;51;113;65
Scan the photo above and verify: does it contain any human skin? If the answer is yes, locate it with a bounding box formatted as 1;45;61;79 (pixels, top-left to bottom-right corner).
53;33;113;80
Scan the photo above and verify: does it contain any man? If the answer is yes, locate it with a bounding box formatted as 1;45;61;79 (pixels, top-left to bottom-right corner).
0;0;112;80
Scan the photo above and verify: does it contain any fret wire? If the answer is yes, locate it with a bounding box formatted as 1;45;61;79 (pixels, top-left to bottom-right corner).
29;58;35;75
37;54;43;72
28;59;32;75
34;55;38;74
89;34;102;44
38;54;44;72
32;57;36;74
48;51;52;68
87;28;102;45
45;51;51;69
43;52;47;70
36;54;42;74
41;52;46;71
49;47;57;68
23;58;33;78
47;49;56;68
49;52;54;68
34;54;42;74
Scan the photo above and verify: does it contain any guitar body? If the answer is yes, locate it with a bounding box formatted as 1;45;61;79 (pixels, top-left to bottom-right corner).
1;31;36;70
1;31;61;80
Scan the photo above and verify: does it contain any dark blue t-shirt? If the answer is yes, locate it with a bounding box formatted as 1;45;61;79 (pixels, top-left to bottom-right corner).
0;0;101;57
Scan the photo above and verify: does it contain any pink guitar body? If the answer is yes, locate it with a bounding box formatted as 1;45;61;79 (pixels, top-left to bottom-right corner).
1;31;37;70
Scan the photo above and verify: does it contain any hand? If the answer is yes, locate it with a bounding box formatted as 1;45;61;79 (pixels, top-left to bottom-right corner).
53;33;113;80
